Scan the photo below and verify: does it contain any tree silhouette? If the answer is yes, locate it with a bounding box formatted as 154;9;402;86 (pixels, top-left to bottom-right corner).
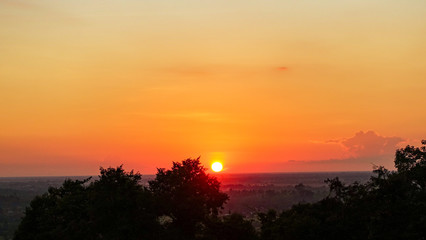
87;166;159;240
14;160;233;240
15;141;426;240
258;140;426;240
202;213;258;240
13;178;92;240
14;166;159;240
149;157;229;239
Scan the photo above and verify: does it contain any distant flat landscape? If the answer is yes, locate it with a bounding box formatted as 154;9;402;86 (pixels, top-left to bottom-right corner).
0;171;373;235
0;171;373;190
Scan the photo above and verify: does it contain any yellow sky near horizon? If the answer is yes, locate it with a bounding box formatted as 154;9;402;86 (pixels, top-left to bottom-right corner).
1;0;426;176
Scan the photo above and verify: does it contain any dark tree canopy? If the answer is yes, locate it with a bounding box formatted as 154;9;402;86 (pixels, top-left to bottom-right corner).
14;178;92;240
149;157;229;239
14;166;159;240
14;141;426;240
259;140;426;240
14;159;232;240
87;166;159;240
395;140;426;172
202;213;258;240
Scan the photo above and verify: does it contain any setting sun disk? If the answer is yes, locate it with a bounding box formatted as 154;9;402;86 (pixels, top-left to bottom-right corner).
211;162;223;172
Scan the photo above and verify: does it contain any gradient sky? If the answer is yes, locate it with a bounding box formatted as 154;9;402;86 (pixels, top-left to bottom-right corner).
1;0;426;176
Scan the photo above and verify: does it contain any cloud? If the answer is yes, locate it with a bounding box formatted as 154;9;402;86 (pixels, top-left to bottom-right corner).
161;66;212;77
157;65;291;77
277;67;288;71
341;131;404;157
302;131;407;170
129;111;228;123
164;112;226;122
316;131;405;158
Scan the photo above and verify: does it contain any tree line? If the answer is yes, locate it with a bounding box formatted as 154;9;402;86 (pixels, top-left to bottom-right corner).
14;141;426;240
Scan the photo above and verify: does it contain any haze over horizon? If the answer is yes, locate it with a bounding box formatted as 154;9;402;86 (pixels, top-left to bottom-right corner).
1;0;426;177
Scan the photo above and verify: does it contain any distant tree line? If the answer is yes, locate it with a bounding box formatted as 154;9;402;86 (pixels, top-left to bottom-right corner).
14;141;426;240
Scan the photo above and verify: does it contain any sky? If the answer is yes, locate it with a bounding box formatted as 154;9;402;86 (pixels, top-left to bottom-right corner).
1;0;426;176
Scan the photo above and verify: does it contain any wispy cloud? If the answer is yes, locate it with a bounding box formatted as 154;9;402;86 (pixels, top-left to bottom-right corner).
276;66;288;71
128;111;228;123
164;112;226;122
155;64;292;77
161;66;212;77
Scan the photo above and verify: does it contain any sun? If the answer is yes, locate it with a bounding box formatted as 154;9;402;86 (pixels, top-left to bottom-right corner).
211;162;223;172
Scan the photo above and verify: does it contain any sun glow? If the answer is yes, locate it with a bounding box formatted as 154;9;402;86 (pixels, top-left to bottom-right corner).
211;162;223;172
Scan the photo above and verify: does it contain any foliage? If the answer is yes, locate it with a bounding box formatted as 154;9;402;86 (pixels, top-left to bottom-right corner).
14;166;159;240
259;140;426;240
202;213;258;240
88;166;159;240
14;159;232;240
13;178;91;240
14;140;426;240
149;157;229;239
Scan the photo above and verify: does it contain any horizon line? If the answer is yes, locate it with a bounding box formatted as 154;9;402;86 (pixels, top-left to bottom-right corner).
0;170;374;178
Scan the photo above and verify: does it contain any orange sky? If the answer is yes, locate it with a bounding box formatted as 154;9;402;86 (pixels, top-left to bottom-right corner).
1;0;426;176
